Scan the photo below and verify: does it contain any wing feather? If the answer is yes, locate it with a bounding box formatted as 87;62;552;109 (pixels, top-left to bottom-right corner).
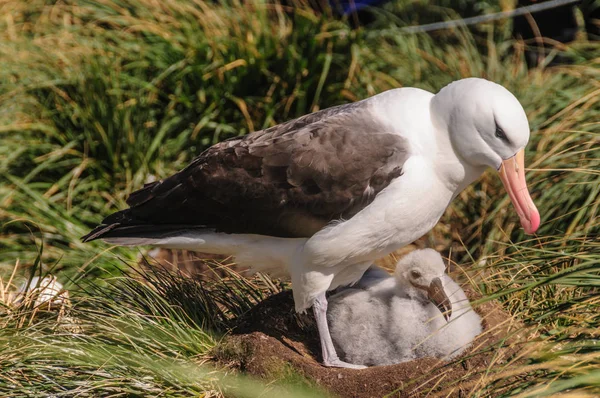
83;100;410;241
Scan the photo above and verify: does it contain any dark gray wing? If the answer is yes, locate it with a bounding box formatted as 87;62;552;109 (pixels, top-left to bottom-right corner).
82;101;410;241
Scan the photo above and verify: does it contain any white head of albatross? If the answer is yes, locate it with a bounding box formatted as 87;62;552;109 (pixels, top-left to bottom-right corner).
82;78;539;369
431;78;540;234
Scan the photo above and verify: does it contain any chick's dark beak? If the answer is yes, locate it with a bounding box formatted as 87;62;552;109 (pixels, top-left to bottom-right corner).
427;277;452;321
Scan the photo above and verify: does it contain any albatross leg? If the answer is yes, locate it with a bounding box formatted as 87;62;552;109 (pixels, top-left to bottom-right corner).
313;292;367;369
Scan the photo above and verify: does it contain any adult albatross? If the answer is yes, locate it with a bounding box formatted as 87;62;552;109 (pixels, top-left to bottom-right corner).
83;78;540;369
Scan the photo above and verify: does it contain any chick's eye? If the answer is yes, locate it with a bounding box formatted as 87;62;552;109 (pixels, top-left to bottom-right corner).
410;270;421;279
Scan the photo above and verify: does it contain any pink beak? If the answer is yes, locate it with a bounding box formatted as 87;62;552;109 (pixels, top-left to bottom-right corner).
498;149;540;234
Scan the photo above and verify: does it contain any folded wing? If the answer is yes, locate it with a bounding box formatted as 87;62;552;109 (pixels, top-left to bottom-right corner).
82;100;410;241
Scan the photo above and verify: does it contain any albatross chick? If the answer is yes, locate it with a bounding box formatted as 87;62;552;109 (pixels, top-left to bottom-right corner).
328;249;482;366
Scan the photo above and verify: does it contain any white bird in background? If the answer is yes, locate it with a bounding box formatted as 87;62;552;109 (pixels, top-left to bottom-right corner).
83;78;539;369
15;276;69;308
327;249;482;367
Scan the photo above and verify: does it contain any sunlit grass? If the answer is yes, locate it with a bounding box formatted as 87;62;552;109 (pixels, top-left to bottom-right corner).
1;0;599;396
0;254;324;397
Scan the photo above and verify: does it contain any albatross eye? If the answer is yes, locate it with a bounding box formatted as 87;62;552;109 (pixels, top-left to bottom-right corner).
410;270;422;279
495;126;509;142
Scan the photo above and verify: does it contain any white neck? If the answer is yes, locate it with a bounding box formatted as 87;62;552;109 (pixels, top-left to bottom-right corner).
430;103;486;198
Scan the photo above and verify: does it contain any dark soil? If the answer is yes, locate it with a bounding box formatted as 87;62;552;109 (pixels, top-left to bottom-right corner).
215;287;526;397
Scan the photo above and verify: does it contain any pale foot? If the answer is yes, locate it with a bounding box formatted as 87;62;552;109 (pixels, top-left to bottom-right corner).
323;358;367;369
313;292;367;370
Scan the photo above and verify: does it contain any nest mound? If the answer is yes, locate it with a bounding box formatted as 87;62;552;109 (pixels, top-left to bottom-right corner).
215;287;525;397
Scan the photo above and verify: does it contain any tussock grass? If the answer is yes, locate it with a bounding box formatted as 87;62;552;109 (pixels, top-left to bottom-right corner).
442;236;600;397
0;255;323;397
1;0;599;396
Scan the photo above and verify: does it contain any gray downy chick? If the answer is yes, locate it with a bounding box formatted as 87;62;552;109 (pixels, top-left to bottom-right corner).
327;249;482;367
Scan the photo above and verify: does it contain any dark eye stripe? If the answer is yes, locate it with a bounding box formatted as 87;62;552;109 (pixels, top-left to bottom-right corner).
495;125;510;143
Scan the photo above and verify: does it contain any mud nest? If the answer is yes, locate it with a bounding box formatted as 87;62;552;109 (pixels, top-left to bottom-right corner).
214;286;526;397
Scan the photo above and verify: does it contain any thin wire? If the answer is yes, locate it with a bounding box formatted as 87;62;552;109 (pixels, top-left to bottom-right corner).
400;0;582;33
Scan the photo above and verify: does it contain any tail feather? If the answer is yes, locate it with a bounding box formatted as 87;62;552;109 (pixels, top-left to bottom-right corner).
81;223;207;243
81;208;135;242
81;223;120;242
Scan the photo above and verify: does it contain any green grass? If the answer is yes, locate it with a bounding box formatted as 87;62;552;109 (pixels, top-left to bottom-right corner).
0;253;325;397
1;0;599;396
448;237;600;396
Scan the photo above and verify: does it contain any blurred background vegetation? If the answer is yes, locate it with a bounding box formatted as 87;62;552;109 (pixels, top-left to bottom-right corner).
0;0;598;396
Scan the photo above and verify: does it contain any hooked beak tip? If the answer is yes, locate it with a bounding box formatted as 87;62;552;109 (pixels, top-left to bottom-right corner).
442;311;450;322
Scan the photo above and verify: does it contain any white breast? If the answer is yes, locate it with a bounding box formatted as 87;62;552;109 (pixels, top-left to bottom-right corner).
301;156;454;270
